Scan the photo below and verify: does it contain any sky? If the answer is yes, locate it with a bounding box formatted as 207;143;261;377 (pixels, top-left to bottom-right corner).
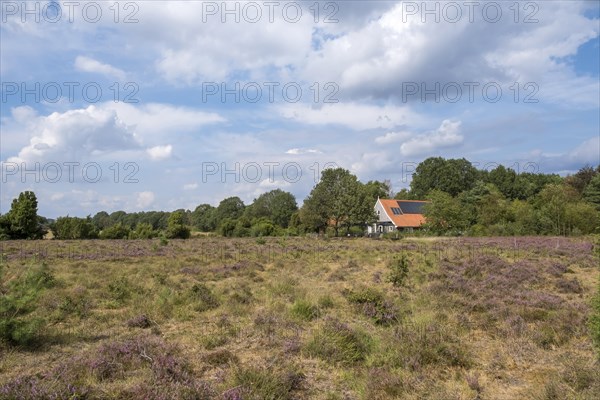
0;0;599;218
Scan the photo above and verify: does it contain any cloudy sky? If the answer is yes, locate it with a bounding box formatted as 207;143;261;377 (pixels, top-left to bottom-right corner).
1;0;599;217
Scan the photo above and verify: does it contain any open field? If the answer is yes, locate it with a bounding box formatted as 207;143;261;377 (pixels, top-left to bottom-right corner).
1;236;599;399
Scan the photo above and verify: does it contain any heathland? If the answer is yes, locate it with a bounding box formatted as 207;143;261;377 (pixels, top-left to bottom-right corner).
1;236;599;399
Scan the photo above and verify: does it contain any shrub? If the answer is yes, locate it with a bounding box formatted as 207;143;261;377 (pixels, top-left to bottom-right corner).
304;318;371;364
100;223;131;239
51;216;98;239
345;287;398;325
166;211;191;239
250;218;276;237
0;264;55;346
108;276;135;305
129;223;157;239
387;254;409;287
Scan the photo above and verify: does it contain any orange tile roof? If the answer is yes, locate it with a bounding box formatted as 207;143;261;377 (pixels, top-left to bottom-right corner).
379;199;428;228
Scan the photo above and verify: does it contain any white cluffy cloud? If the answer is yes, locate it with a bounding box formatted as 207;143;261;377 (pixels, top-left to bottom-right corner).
6;103;226;164
400;120;464;156
147;145;173;161
75;56;126;81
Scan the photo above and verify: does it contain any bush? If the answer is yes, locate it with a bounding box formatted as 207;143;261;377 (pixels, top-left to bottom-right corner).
51;216;98;239
0;264;55;346
100;223;131;239
345;287;398;325
129;223;157;239
164;211;191;239
166;224;191;239
108;277;135;305
387;254;409;287
251;218;276;237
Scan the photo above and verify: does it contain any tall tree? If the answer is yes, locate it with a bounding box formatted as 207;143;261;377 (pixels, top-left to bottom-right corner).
535;184;579;235
487;165;518;199
301;168;372;236
583;174;600;211
364;180;391;202
165;210;191;239
422;190;470;235
215;197;245;225
6;191;44;239
191;204;217;231
410;157;478;197
245;189;297;228
566;165;597;194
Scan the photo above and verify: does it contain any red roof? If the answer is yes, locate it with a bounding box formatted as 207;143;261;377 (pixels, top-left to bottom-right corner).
379;199;428;228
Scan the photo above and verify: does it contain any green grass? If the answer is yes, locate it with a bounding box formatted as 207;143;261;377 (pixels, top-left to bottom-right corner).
0;236;598;399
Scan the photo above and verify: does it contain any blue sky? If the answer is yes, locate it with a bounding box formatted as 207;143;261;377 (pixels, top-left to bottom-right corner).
1;0;599;218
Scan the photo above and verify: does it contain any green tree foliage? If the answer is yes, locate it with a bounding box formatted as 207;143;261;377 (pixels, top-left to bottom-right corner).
233;216;252;237
91;211;111;230
508;200;537;235
512;172;563;200
301;168;375;236
249;217;276;237
191;204;216;232
564;202;599;235
217;218;237;237
0;214;11;240
215;197;245;227
387;255;409;287
165;210;191;239
535;184;580;236
363;180;391;202
584;174;600;211
51;216;98;239
245;189;297;228
0;264;55;346
394;189;418;200
5;191;45;239
410;157;478;197
92;210;170;231
486;165;518;199
99;223;131;239
423;190;471;235
566;165;597;194
129;223;158;239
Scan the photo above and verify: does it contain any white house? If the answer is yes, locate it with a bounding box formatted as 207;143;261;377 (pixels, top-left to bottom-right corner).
368;198;428;234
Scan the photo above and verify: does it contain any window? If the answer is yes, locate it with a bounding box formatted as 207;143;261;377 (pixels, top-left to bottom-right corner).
378;225;383;233
391;207;401;215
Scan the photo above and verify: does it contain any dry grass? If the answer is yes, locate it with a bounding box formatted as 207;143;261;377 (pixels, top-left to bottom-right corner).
0;236;598;399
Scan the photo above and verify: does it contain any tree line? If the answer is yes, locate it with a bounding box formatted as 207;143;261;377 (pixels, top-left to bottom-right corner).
1;158;599;240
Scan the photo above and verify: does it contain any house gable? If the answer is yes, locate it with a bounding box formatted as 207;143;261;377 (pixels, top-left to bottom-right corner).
375;199;428;228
